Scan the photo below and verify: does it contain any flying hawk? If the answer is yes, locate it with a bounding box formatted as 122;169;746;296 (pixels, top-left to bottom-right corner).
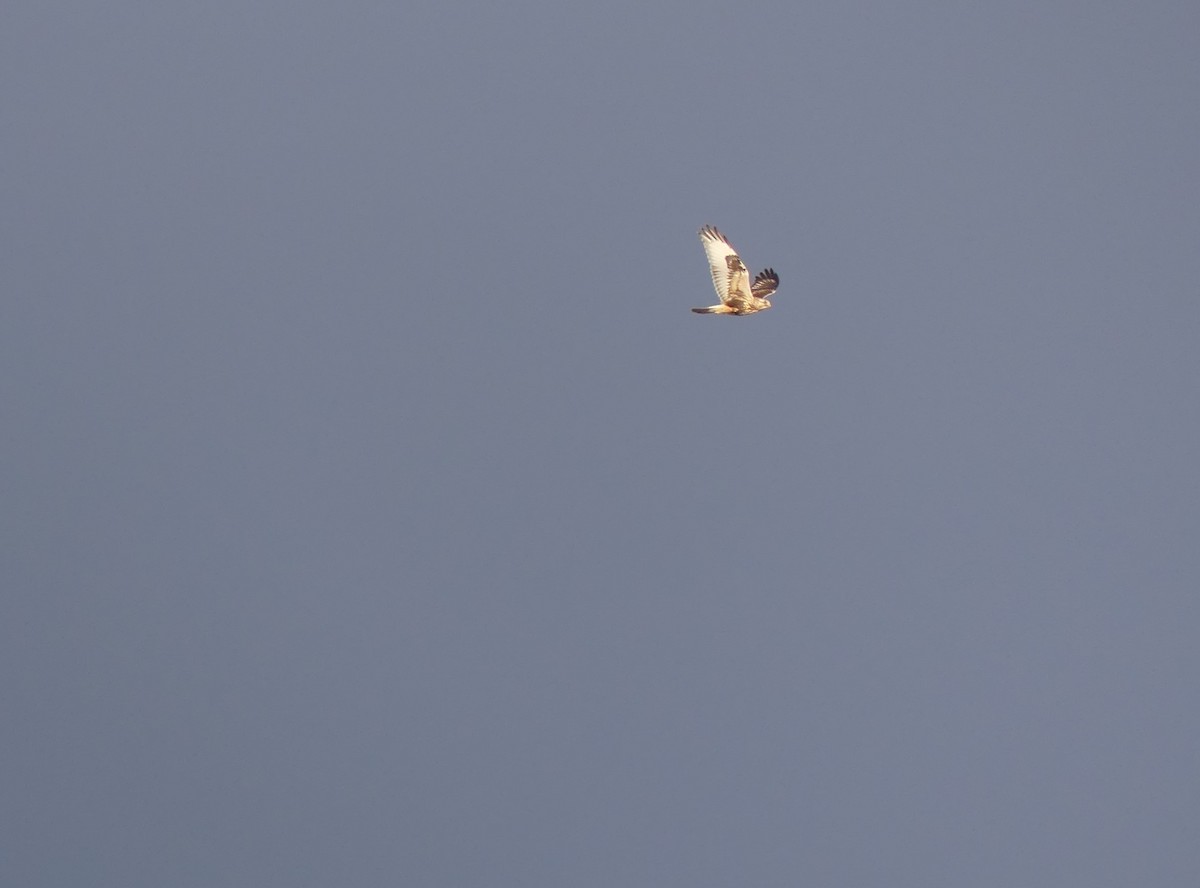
693;225;779;316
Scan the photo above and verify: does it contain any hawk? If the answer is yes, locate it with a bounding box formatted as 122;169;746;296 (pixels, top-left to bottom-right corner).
693;225;779;316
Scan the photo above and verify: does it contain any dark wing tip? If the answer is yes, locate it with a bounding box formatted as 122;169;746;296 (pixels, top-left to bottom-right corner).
751;267;780;298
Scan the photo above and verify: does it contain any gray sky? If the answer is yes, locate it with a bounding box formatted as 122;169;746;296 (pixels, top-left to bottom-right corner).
4;1;1199;885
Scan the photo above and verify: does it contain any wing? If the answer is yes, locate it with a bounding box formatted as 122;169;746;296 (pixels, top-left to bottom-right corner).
751;268;779;299
699;225;752;305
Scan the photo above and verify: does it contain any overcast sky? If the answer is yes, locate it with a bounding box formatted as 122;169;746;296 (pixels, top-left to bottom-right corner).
4;2;1199;886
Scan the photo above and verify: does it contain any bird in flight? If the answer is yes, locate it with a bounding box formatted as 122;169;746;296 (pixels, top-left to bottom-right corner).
693;225;779;316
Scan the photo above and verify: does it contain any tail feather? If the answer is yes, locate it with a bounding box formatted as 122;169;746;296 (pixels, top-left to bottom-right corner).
692;305;733;314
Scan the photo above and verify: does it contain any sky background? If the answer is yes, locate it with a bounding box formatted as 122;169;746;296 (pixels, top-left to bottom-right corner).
4;2;1199;885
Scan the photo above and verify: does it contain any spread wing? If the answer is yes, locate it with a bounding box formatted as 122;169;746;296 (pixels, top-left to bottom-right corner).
699;225;752;305
751;268;779;299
